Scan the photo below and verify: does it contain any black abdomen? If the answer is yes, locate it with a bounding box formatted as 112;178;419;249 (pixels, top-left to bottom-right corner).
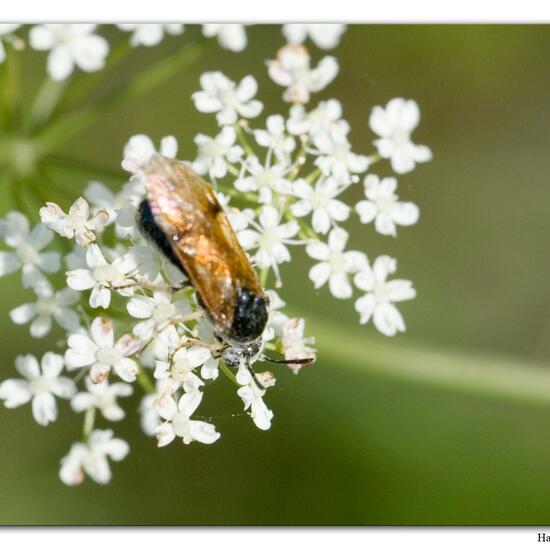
229;288;269;343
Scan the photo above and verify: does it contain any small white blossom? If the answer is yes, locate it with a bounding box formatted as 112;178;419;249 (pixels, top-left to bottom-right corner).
128;245;185;286
235;156;292;205
287;99;344;140
313;124;369;184
10;282;80;338
0;212;61;289
282;24;346;50
0;353;75;426
139;393;160;437
154;345;211;393
354;256;416;336
66;244;136;309
202;24;247;52
117;24;184;47
71;377;133;421
192;126;243;179
40;197;110;246
123;133;178;170
127;291;191;341
155;391;220;446
253;115;295;161
65;317;140;383
237;370;275;431
29;24;109;81
238;205;300;275
192;71;262;126
290;177;350;234
0;24;20;63
281;317;316;373
262;290;289;342
369;98;432;174
59;429;129;486
268;45;338;104
306;228;367;299
356;175;419;236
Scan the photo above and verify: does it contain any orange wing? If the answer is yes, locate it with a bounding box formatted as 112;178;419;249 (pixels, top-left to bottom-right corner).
144;154;265;333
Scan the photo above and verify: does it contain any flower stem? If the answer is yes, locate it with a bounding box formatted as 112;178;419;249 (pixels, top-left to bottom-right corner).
219;362;239;386
137;368;155;394
34;39;209;155
82;407;96;441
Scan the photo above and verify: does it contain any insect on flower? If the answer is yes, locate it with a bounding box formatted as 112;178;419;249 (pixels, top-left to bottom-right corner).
135;155;313;386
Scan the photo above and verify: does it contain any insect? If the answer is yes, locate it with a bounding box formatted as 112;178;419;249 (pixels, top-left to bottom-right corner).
135;155;311;385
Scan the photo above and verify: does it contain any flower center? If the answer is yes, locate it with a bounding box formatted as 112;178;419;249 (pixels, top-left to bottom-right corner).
153;303;175;323
259;228;280;250
373;282;390;303
16;242;39;265
29;376;54;394
93;264;118;283
171;359;192;382
202;140;226;158
171;411;191;438
96;347;122;366
375;197;395;215
329;252;347;273
309;191;328;208
256;170;277;189
392;127;411;145
220;88;238;108
331;143;350;162
37;297;58;316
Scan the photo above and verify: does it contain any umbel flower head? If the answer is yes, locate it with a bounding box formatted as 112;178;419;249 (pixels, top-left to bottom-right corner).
0;24;431;486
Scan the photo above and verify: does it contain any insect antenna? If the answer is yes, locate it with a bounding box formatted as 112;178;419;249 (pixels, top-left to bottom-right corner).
246;362;267;391
261;356;315;366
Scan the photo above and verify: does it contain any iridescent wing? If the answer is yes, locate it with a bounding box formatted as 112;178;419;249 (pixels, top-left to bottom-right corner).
144;154;265;333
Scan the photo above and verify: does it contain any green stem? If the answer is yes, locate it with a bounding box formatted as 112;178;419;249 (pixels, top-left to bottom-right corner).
308;317;550;410
82;407;96;441
24;78;68;134
34;40;208;155
137;368;155;394
235;123;255;157
219;362;239;386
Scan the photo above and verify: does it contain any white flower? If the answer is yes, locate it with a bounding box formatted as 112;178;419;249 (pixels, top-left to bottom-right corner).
281;318;316;373
123;133;178;170
354;256;416;336
369;98;432;174
10;282;80;338
262;290;289;342
237;370;275;431
117;24;184;47
235;156;292;205
127;291;191;341
0;24;20;64
128;245;185;286
71;377;133;421
356;175;419;236
202;24;247;52
40;197;110;246
238;206;300;274
253;115;295;161
154;391;220;446
29;24;109;81
139;393;160;437
0;212;61;289
59;429;129;486
306;228;367;299
282;24;346;50
0;352;75;426
154;345;211;393
192;126;243;179
314;124;369;184
268;45;338;104
290;177;350;234
65;317;140;383
192;71;262;126
66;244;136;309
287;99;344;140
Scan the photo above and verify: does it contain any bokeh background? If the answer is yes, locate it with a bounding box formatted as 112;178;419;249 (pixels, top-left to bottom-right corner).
1;24;550;525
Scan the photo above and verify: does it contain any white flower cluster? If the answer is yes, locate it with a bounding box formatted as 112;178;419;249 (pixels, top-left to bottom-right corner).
0;24;431;486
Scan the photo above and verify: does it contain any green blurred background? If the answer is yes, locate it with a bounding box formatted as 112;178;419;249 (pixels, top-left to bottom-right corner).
1;24;550;525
